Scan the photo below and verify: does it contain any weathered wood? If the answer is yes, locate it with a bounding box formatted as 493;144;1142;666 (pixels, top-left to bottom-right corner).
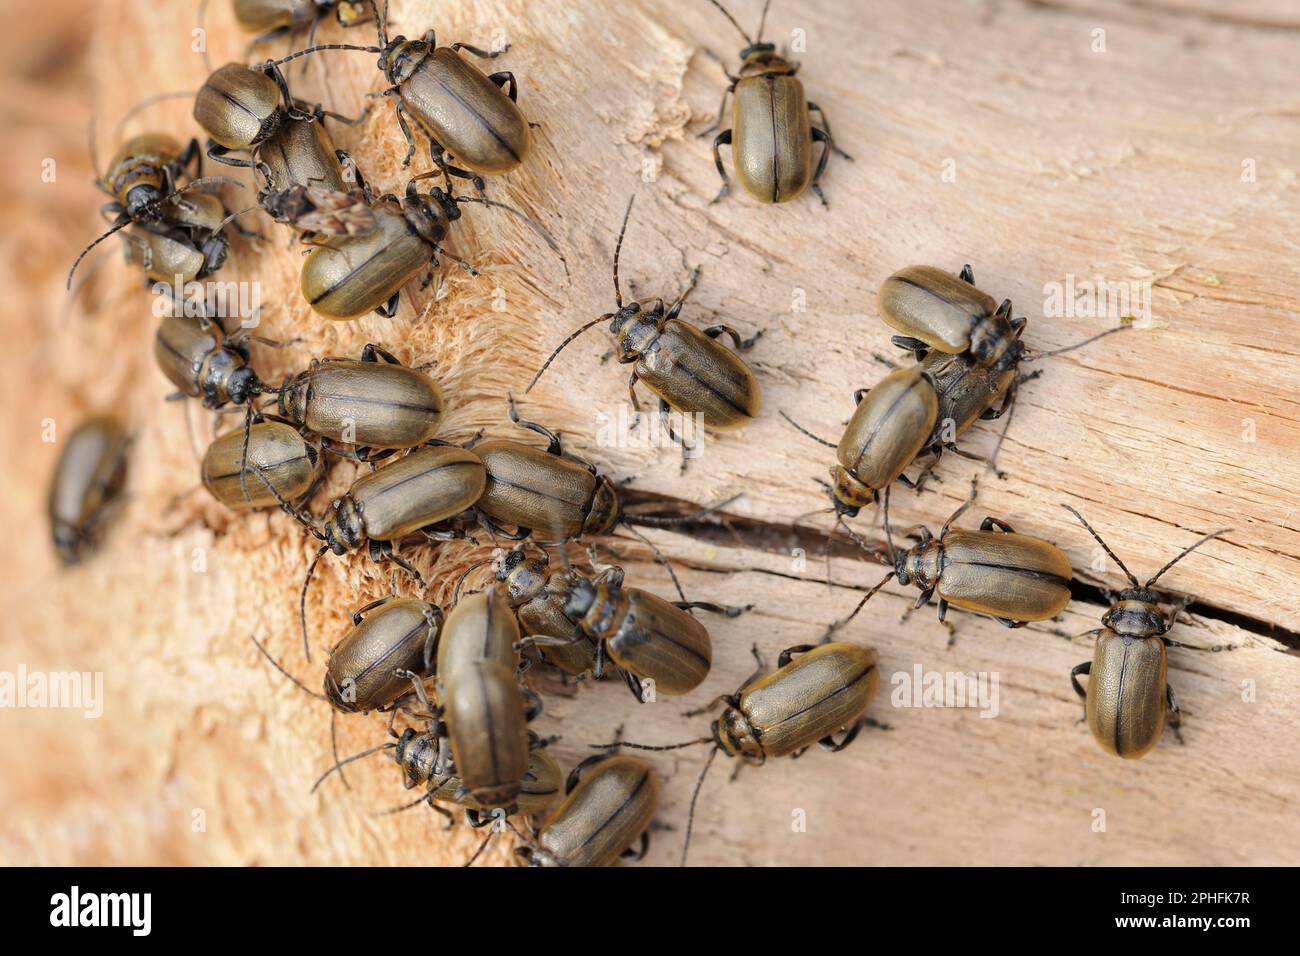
0;0;1297;866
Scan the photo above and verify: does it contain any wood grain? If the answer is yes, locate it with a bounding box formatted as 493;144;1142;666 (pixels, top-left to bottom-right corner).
0;0;1297;866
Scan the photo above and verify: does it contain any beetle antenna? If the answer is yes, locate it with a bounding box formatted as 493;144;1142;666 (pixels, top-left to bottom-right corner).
371;793;433;817
1061;505;1140;588
1023;325;1129;362
681;744;720;867
704;0;754;44
755;0;773;43
618;525;688;604
213;204;264;237
301;544;330;661
268;44;382;67
66;177;245;289
463;829;497;867
250;634;327;701
373;0;390;48
1145;528;1232;588
453;558;492;603
524;316;607;393
780;411;837;448
612;195;636;307
112;91;197;143
455;196;568;279
821;569;895;641
310;742;397;794
623;493;742;528
590;737;713;751
882;486;897;564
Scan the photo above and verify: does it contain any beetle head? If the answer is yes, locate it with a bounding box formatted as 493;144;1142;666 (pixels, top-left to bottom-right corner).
608;303;658;359
404;182;458;245
969;310;1018;368
583;477;622;536
323;497;364;555
738;44;797;76
1103;592;1169;639
124;184;165;220
52;521;84;566
828;465;874;518
377;36;428;84
495;545;550;605
713;707;761;762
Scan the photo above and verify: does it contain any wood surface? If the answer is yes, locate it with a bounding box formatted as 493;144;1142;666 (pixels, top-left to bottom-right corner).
1;0;1298;866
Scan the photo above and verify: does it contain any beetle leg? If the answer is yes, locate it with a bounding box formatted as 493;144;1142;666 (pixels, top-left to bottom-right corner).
627;371;644;430
564;753;612;794
675;601;751;618
914;587;934;610
361;343;403;365
938;478;981;537
1166;684;1184;744
522;686;544;722
658;399;695;474
891;334;931;362
1070;662;1090;711
619;832;650;863
350;594;395;626
703;324;763;351
994;617;1027;629
665;267;702;320
476;513;530;541
205;144;256;171
487;71;518;101
979;516;1016;533
777;644;816;668
809;127;832;207
507;394;563;454
683;693;738;718
372;291;401;319
452;41;508;59
372;540;425;588
807;102;852;160
388;94;419;168
709;130;733;204
698;86;733;139
623;668;649;702
817;721;864;753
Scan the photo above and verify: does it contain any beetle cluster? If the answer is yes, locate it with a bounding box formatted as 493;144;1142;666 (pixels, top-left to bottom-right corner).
47;0;1235;868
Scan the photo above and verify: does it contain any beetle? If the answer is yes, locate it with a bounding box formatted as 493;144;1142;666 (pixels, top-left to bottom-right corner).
275;342;444;461
370;3;532;186
293;172;559;320
251;582;443;787
495;546;603;679
515;754;660;867
48;416;131;565
1063;506;1230;759
466;396;736;599
220;0;373;45
155;312;270;411
599;640;880;864
784;366;939;520
826;479;1074;640
543;567;745;701
431;587;535;809
254;440;485;660
202;418;324;511
527;197;762;466
312;724;562;865
67;133;240;290
879;264;1128;472
699;0;851;206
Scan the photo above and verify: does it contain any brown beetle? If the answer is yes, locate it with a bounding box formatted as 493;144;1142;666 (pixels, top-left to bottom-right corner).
527;197;762;467
48;416;131;565
201;418;324;511
515;754;660;867
600;640;881;864
700;0;851;206
1063;507;1230;759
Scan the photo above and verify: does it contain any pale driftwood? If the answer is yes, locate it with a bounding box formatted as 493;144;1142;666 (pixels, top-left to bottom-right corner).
0;0;1297;866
